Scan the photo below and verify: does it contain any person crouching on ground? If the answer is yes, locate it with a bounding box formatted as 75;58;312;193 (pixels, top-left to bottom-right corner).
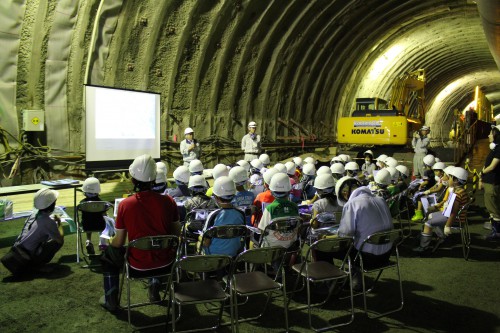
99;154;180;311
1;188;64;275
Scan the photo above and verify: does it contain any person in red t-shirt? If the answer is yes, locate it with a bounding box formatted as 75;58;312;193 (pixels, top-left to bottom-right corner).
251;168;278;227
99;154;180;312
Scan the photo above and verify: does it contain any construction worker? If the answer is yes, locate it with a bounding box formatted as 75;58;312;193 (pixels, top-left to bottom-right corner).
241;121;261;161
412;125;430;178
180;127;201;166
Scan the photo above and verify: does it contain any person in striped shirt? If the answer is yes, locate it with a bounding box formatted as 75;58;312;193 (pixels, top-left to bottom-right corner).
413;167;469;253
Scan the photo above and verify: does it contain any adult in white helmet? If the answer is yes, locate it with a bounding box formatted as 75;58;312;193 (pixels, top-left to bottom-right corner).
6;188;64;276
167;165;191;198
412;125;431;178
183;175;216;213
200;176;246;257
241;121;261;162
480;124;500;239
188;159;204;175
258;173;299;249
180;127;201;166
80;177;106;255
337;177;393;287
330;163;345;181
229;166;255;224
99;154;180;311
274;163;287;173
414;167;470;253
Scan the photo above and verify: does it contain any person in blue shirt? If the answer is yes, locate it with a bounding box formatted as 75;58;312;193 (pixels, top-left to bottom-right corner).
229;166;255;225
200;176;246;257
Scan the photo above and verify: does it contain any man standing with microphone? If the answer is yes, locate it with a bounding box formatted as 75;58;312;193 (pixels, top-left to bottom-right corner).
180;127;201;166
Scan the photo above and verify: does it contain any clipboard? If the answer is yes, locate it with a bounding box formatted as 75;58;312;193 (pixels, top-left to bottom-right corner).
443;193;456;218
420;194;437;214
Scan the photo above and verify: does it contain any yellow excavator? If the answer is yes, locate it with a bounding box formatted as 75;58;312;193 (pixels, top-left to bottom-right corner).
337;69;426;146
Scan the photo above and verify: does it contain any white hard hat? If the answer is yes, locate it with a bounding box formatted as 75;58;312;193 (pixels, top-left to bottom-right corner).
364;150;374;157
285;161;296;176
184;127;194;135
302;163;316;176
188;159;204;173
330;156;342;164
345;161;359;171
82;177;101;194
34;188;59;210
384;157;398;168
396;165;409;178
248;121;257;128
155;168;167;184
229;166;249;184
330;163;345;175
317;166;332;175
236;160;251;172
376;154;388;162
212;164;229;180
420;125;430;132
173;165;190;183
339;154;351;163
385;166;398;182
250;159;263;171
156;161;167;175
432;162;446;171
374;169;392;186
492;124;500;131
449;167;468;182
269;172;292;192
335;176;360;205
213;176;236;198
435;157;441;163
423;154;436;167
304;157;316;165
263;168;279;185
443;165;455;176
314;174;336;190
274;163;287;173
259;154;271;165
188;174;207;189
129;154;157;182
292;156;303;167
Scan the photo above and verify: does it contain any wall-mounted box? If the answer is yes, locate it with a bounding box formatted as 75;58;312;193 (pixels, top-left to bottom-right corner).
22;110;45;131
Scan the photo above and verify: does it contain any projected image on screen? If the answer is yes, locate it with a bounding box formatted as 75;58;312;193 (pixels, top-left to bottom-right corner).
85;85;161;169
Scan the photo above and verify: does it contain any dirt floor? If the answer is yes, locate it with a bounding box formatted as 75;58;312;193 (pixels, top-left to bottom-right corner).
1;161;500;332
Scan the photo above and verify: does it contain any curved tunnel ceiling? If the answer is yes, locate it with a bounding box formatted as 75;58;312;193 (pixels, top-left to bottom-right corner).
3;0;500;156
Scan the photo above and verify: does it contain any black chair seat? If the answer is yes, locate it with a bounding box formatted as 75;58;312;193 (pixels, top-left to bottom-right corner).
232;271;280;294
292;261;346;281
128;265;171;279
174;279;227;303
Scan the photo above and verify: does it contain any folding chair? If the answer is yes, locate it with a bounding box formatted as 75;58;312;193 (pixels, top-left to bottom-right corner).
355;229;404;318
198;225;249;256
168;254;234;333
229;246;288;333
118;235;179;329
75;201;113;266
181;208;217;256
386;190;412;239
305;211;342;245
290;237;354;331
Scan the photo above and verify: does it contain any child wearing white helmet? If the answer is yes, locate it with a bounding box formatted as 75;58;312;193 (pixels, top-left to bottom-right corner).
206;164;230;197
166;165;191;198
413;167;470;253
251;168;279;227
259;153;271;175
180;127;201;166
184;175;216;213
199;176;246;257
300;162;317;200
248;159;265;196
411;162;447;221
153;166;168;195
3;188;64;275
370;169;392;200
229;166;256;225
258;173;299;249
80;177;111;254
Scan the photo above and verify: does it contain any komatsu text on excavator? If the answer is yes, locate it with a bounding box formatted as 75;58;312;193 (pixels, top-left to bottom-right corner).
337;69;426;146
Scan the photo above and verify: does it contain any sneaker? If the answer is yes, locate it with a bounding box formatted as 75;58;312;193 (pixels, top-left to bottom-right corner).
412;245;430;254
86;241;95;255
483;221;492;230
411;210;424;222
148;280;162;303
